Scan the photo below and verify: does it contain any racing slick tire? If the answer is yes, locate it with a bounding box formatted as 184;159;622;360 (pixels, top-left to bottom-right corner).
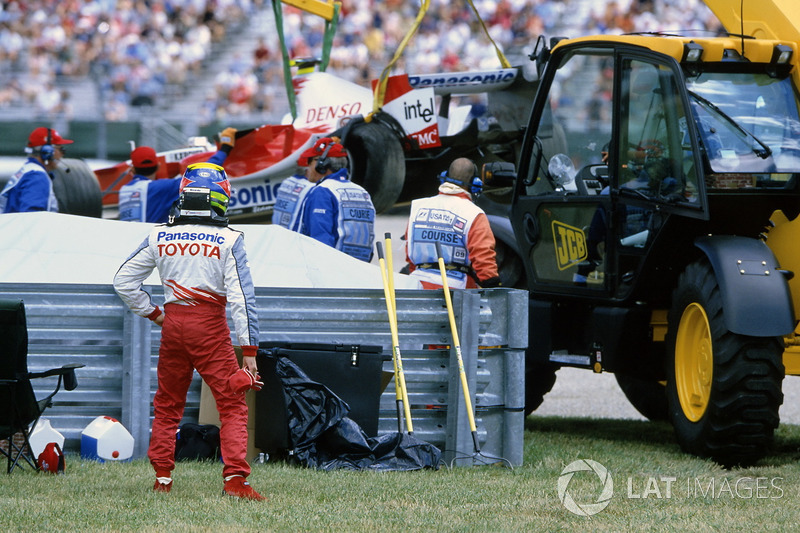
666;259;784;467
343;121;405;214
52;158;103;218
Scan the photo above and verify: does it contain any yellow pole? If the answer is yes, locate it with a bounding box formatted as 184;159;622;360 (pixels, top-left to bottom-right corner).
435;241;480;451
376;240;413;434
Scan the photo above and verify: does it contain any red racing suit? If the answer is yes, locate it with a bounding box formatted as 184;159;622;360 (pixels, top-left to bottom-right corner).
113;222;259;479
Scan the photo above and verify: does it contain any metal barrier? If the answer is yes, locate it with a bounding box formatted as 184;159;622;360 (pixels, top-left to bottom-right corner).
1;283;527;466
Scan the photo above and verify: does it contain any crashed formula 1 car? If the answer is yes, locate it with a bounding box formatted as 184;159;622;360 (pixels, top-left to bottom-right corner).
89;61;533;222
86;0;532;222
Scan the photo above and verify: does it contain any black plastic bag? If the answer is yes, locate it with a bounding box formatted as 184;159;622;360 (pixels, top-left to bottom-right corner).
175;423;221;461
274;357;441;471
275;355;350;452
302;418;443;471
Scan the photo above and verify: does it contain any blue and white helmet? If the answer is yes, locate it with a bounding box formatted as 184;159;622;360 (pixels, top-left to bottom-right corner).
179;162;231;216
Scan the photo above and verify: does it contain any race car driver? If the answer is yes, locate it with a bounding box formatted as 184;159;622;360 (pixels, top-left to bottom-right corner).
113;162;265;501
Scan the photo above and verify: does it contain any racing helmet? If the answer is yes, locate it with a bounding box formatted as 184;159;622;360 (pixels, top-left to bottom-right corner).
178;162;232;216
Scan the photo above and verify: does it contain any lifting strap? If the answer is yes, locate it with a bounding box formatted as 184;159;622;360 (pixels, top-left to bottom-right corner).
274;0;342;120
369;0;512;119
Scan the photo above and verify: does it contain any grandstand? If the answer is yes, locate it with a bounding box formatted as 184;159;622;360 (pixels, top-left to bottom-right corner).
0;0;720;159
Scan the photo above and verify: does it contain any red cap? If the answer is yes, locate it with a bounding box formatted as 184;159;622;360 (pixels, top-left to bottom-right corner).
27;127;73;147
297;137;347;167
131;146;158;168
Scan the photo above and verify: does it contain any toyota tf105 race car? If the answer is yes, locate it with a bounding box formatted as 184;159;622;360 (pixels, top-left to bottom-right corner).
91;60;536;222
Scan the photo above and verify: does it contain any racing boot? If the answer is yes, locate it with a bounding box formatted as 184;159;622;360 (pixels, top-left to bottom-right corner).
223;475;266;501
153;470;173;493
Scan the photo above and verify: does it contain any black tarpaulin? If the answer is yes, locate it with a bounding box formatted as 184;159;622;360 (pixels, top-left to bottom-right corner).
275;356;441;471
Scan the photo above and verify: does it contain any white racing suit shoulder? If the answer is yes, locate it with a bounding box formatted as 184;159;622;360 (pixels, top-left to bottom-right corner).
113;223;259;347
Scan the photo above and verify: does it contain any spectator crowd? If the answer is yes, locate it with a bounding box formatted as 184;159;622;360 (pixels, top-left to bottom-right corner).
0;0;722;125
0;0;255;122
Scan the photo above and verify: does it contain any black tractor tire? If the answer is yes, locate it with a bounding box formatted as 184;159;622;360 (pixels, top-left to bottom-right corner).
665;259;784;467
615;373;668;421
343;120;405;214
52;158;103;218
525;362;559;416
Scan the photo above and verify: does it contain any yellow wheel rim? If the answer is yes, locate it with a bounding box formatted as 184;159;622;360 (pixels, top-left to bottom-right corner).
675;302;713;422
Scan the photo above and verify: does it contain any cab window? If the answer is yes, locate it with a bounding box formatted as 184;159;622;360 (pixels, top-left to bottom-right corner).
525;48;614;196
618;59;699;204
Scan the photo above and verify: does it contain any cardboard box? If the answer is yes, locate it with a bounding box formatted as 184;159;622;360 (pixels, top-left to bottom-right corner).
198;347;261;462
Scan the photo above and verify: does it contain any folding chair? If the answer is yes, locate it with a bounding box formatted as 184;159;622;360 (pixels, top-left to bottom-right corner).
0;299;84;473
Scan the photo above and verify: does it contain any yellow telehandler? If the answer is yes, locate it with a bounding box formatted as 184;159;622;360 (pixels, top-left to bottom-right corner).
478;0;800;467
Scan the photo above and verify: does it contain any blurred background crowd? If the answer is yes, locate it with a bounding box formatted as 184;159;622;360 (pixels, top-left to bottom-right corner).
0;0;722;128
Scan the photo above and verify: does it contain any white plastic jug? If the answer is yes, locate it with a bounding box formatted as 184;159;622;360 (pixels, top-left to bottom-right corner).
28;418;65;458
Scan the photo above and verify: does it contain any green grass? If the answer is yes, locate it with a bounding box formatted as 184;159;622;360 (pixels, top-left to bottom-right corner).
2;416;800;532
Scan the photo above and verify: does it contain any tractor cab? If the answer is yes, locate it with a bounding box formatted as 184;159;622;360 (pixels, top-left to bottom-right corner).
505;36;800;305
479;33;800;466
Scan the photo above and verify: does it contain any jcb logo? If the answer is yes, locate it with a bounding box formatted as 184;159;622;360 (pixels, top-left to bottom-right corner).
552;221;587;271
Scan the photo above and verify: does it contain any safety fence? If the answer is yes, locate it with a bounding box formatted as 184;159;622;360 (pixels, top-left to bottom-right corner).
2;283;528;466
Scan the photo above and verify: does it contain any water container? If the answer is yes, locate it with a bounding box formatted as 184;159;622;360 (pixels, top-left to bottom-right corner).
29;418;65;458
80;416;134;462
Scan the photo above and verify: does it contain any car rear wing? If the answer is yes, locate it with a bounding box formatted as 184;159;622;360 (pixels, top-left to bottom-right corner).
408;67;520;95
